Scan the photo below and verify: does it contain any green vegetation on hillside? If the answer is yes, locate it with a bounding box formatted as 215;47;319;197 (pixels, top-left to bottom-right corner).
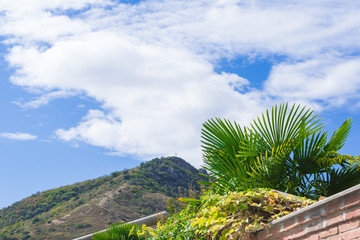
0;176;112;229
0;157;207;240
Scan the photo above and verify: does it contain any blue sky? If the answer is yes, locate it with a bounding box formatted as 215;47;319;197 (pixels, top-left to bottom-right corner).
0;0;360;209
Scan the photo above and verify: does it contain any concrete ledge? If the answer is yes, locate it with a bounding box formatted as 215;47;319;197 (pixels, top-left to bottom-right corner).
73;211;168;240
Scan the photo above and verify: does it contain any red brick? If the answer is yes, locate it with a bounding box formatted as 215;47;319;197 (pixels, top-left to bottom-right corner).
303;234;319;240
318;227;338;239
344;193;360;208
347;208;360;220
280;235;291;240
268;234;289;240
339;220;360;233
327;214;345;227
289;227;307;239
326;235;343;240
342;227;360;239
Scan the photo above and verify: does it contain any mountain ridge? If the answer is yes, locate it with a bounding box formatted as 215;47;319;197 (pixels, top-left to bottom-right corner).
0;156;206;240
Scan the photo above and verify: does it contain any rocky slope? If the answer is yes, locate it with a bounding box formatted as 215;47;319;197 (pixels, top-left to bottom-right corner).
0;157;207;240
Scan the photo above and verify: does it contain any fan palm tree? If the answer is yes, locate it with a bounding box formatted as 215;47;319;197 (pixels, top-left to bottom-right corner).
201;103;360;199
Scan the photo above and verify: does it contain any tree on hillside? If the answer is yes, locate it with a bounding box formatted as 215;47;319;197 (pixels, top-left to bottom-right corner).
201;103;360;199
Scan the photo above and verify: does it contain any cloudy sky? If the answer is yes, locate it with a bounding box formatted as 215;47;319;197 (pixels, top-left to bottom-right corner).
0;0;360;208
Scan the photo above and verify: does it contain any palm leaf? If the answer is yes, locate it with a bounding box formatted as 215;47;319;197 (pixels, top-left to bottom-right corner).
201;118;250;191
294;131;327;174
314;164;360;196
239;103;324;159
323;118;352;153
247;140;292;189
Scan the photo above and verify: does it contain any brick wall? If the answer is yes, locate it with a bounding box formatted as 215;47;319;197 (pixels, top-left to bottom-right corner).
253;184;360;240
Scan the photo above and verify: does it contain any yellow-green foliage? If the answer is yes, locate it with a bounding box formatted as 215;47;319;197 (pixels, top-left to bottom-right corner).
137;189;316;240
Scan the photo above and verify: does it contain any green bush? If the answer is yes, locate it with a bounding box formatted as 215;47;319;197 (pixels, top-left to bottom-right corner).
138;189;315;240
92;223;144;240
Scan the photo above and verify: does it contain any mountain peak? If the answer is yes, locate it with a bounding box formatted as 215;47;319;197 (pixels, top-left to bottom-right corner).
0;157;206;240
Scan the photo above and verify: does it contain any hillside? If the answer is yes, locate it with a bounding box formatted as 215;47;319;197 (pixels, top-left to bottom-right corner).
0;157;207;240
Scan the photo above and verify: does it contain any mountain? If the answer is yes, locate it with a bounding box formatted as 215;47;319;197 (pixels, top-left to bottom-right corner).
0;157;207;240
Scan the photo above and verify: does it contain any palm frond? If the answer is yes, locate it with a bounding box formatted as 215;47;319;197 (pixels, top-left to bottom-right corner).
323;118;352;153
239;103;324;158
201;118;250;191
314;164;360;196
294;131;327;174
247;140;292;189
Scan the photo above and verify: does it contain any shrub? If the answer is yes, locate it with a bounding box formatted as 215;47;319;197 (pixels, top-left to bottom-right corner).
92;223;144;240
138;189;315;240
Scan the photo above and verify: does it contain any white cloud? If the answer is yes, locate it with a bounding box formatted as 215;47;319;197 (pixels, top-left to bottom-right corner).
1;0;360;166
264;56;360;105
0;0;106;44
0;132;38;141
84;0;360;59
13;90;78;109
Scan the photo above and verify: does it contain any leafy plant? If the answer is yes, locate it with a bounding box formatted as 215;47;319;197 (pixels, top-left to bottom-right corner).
137;189;315;240
202;103;360;199
92;223;144;240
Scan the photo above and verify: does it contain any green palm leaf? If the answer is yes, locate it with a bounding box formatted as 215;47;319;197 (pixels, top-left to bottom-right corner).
324;118;352;152
201;102;359;199
239;103;324;159
314;164;360;196
247;140;292;189
294;131;327;174
201;118;250;191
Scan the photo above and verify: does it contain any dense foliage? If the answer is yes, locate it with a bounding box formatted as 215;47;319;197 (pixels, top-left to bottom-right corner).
135;189;315;239
202;103;360;199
